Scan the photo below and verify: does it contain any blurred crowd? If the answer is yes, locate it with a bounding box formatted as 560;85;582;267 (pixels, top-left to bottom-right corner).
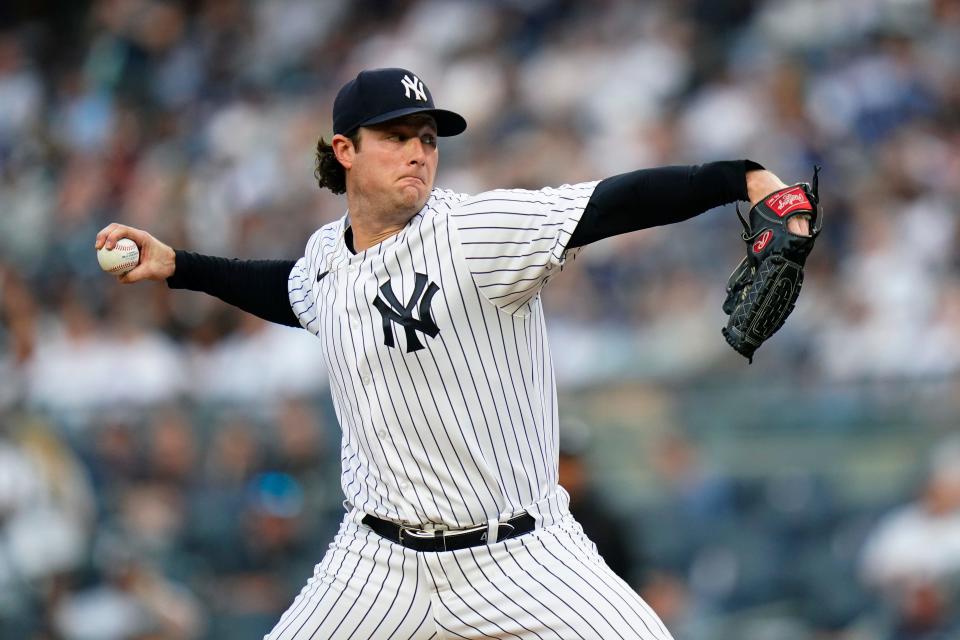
1;0;960;638
2;0;960;400
0;398;344;639
4;398;960;640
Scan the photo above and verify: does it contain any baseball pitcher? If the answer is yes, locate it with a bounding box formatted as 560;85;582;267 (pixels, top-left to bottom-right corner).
96;67;820;639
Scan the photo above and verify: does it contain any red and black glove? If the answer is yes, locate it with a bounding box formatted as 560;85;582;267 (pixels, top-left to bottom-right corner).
722;167;823;362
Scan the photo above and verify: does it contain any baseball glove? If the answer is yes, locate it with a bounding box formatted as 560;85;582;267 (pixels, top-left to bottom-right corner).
722;167;822;362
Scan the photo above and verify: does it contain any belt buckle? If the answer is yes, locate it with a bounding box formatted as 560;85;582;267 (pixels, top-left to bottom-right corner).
397;518;522;551
403;525;466;551
398;526;440;548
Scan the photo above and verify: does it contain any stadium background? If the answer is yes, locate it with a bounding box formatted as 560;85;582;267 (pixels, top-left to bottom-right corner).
1;0;959;638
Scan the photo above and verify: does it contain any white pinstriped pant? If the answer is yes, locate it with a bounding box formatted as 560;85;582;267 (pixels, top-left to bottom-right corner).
265;508;674;640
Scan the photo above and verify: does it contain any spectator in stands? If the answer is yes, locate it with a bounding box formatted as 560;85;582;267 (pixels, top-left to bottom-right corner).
859;436;960;639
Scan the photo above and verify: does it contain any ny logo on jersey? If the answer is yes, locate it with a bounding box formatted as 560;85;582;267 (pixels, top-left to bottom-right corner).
372;272;440;352
401;74;427;102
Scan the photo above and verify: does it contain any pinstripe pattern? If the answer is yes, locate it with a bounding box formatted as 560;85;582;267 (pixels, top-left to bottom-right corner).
267;511;672;640
275;182;673;639
267;515;438;640
427;514;673;640
287;184;596;528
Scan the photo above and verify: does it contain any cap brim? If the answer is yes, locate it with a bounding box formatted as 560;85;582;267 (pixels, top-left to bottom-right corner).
357;107;467;137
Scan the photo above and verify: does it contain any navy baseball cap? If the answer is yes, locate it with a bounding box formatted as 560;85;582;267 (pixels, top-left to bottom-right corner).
333;68;467;137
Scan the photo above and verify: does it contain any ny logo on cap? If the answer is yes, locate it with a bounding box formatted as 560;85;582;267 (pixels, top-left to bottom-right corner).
401;74;428;102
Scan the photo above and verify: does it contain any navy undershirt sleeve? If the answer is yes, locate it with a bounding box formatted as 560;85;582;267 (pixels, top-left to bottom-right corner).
568;160;763;248
164;160;761;321
166;251;300;328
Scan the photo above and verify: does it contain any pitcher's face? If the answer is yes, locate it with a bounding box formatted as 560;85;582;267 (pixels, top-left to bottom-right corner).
348;116;439;216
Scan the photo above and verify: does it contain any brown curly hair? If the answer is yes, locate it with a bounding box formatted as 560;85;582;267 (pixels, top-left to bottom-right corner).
314;132;361;194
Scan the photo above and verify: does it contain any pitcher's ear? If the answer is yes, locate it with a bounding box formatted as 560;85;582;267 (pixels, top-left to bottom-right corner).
331;133;356;169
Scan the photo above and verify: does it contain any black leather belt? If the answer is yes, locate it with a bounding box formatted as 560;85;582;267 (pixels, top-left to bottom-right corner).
361;512;536;552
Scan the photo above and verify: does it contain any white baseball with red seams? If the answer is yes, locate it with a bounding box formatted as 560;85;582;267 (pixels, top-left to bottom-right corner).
97;238;140;275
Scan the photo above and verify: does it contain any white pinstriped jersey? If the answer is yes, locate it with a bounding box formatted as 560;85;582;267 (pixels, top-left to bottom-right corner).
287;182;598;528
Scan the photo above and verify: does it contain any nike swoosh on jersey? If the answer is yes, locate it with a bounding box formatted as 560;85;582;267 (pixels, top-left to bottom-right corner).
317;270;329;282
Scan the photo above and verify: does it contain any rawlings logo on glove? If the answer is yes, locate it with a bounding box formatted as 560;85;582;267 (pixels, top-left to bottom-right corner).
722;167;823;362
767;187;811;217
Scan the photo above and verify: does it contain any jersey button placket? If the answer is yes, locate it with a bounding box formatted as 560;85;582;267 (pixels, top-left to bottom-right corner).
349;267;362;330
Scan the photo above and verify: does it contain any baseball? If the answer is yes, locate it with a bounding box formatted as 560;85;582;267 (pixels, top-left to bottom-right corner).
97;238;140;276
